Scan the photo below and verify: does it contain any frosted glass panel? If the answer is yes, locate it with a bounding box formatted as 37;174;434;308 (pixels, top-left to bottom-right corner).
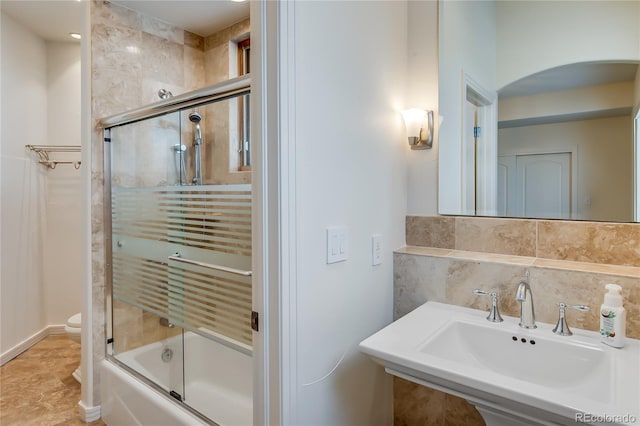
112;184;252;345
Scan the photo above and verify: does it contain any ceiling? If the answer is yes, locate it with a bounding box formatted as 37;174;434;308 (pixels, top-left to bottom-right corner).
0;0;249;43
111;1;249;37
499;62;639;99
1;1;83;43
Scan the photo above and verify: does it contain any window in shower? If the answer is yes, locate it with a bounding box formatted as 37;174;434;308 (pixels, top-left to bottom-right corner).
106;85;253;424
236;36;251;171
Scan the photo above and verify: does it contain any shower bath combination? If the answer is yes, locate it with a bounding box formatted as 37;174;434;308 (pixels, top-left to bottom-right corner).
102;75;252;426
173;109;204;186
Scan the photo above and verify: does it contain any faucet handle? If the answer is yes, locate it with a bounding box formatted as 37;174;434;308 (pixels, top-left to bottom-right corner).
472;290;504;323
552;302;591;336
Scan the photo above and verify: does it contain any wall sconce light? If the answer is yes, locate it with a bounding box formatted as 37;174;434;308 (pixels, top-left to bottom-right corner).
401;109;434;149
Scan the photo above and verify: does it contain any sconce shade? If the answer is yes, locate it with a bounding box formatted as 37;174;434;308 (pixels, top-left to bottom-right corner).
401;108;434;149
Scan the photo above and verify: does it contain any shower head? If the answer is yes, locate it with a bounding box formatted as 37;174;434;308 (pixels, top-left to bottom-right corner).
188;111;201;123
189;109;203;185
190;109;203;149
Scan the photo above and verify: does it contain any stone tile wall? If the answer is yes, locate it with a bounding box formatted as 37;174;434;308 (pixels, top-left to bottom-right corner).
395;215;640;425
90;0;205;404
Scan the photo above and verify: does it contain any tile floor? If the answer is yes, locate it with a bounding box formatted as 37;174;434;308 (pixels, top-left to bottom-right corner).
0;335;106;426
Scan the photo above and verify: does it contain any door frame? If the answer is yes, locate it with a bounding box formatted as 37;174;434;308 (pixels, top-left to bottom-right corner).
461;72;497;216
634;108;640;221
251;1;295;424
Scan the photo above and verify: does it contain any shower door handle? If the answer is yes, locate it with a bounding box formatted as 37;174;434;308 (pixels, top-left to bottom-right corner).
168;254;252;277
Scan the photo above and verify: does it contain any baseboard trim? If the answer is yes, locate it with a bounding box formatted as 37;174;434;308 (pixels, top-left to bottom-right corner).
0;325;69;365
47;324;66;335
78;400;101;422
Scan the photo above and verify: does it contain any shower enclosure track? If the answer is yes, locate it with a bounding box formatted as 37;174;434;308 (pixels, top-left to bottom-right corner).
99;74;250;128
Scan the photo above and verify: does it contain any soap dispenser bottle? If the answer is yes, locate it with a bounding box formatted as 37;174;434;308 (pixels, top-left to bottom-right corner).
600;284;626;348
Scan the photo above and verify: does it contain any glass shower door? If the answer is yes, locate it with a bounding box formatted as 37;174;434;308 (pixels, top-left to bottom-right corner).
173;99;253;424
109;111;185;399
105;87;253;423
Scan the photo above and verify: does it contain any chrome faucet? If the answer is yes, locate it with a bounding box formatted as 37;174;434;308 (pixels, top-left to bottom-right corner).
515;270;536;329
552;302;591;336
472;289;504;323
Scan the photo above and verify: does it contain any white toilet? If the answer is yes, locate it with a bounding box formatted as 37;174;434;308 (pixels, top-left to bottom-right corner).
65;312;82;383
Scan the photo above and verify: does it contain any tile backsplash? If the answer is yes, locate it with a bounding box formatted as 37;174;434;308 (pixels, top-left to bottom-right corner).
395;216;640;426
407;216;640;266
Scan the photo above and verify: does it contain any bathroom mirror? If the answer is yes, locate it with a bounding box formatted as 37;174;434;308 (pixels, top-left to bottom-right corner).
438;0;640;222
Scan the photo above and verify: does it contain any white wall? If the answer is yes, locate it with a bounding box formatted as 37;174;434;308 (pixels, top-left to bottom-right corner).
438;0;497;215
47;42;81;147
43;42;82;325
496;1;640;89
291;1;407;424
1;12;48;354
1;14;82;357
406;0;439;215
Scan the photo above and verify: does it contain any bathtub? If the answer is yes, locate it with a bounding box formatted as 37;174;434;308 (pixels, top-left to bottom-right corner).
101;331;252;425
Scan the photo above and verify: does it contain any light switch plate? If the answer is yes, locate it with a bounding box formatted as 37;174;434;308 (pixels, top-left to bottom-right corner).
327;226;348;264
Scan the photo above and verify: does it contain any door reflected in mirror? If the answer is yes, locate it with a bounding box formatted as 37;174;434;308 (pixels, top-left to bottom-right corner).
438;0;640;222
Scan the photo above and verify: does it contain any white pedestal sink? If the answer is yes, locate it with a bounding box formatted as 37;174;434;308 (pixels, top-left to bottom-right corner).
359;302;640;426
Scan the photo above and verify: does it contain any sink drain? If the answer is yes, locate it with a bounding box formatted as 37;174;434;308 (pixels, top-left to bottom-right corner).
161;347;173;363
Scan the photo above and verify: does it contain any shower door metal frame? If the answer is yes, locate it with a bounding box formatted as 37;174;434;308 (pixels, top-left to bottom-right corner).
101;75;251;426
100;75;250;129
104;127;113;353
